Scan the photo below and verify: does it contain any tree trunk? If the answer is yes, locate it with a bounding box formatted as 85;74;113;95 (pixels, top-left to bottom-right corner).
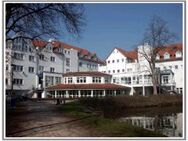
152;73;158;95
153;84;158;95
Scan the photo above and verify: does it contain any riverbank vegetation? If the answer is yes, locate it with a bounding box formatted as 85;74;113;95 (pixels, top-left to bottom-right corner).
61;101;165;137
79;95;182;118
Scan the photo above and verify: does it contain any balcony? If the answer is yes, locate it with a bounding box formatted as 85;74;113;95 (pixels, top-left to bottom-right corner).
132;80;153;86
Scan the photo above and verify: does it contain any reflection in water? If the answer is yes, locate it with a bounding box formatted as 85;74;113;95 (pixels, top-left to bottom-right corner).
119;113;182;137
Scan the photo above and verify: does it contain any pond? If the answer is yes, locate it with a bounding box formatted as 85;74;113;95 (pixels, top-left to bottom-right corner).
117;106;182;137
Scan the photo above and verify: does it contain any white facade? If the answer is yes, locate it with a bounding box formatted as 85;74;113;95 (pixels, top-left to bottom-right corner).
99;43;183;96
63;72;111;84
6;38;103;97
6;38;183;97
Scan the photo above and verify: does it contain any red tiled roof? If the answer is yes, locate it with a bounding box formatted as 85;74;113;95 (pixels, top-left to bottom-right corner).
63;71;111;77
116;48;138;60
32;40;48;48
46;83;129;91
155;43;183;62
32;40;104;64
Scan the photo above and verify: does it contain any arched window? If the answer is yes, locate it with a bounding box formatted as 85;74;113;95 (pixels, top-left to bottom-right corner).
175;51;182;58
164;52;170;59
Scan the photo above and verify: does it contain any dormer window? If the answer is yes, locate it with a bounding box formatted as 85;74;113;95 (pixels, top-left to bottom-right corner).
156;54;160;60
175;51;182;58
164;52;170;59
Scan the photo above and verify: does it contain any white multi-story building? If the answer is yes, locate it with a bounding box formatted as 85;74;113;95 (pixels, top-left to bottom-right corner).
99;43;183;96
6;37;183;98
5;38;104;98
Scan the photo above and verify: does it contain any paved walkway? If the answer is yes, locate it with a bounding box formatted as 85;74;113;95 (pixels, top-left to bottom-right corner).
6;100;100;137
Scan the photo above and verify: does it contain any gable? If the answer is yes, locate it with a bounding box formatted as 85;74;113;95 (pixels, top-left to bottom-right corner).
106;48;126;61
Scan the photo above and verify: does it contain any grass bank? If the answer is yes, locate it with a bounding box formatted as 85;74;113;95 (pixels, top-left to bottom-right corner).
61;101;165;137
79;95;182;118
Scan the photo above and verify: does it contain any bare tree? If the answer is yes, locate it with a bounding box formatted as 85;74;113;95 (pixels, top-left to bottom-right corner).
6;3;85;41
140;15;176;95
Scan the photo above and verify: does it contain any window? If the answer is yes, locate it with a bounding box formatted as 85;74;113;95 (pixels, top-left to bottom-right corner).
50;56;55;62
6;65;9;71
64;50;67;54
117;59;119;63
67;51;70;54
6;78;8;85
68;77;73;83
169;66;172;69
79;62;82;67
66;58;70;66
87;64;92;68
112;60;115;63
64;78;67;83
163;76;169;84
92;77;101;83
113;70;115;73
156;54;160;60
29;47;33;52
180;88;183;94
66;69;70;72
113;78;116;83
108;70;111;73
55;77;61;84
122;69;125;72
175;51;182;58
39;66;44;72
29;55;34;62
39;54;45;60
13;79;23;85
77;77;86;83
13;65;23;72
124;77;131;84
45;76;54;86
28;67;34;73
127;68;132;72
50;67;55;72
122;59;124;62
164;52;170;59
163;66;166;70
13;52;24;60
117;70;120;73
175;65;178;69
108;60;110;64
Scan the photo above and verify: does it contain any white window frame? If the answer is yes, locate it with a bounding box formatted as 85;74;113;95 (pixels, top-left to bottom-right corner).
66;58;71;67
13;52;24;60
50;56;55;62
162;75;169;84
50;67;55;72
175;51;182;58
13;78;23;85
164;52;170;59
28;67;34;73
68;77;73;83
92;77;101;83
29;55;35;62
77;77;86;83
13;65;23;72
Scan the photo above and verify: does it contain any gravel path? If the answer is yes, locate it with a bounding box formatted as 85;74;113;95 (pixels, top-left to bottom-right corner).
6;100;100;137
